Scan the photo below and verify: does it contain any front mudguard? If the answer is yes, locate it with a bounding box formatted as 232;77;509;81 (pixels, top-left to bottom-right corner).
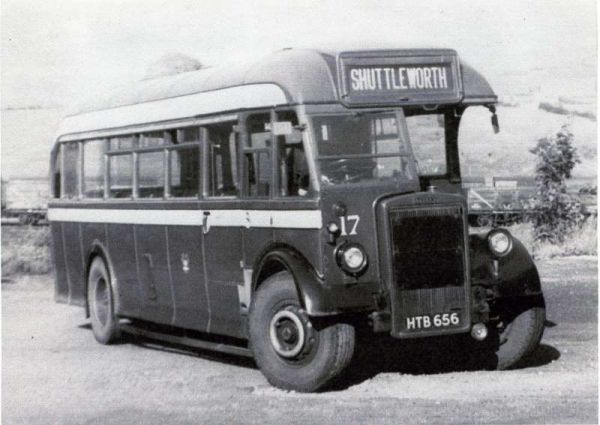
253;247;375;317
470;233;543;299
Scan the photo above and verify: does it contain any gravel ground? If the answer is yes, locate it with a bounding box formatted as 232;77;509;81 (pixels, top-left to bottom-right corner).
2;257;597;425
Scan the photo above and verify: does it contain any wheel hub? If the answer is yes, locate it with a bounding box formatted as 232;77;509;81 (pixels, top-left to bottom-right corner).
94;277;110;326
269;308;307;358
279;324;297;342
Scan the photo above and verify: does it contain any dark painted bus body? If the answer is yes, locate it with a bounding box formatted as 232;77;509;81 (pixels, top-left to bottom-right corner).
49;48;545;392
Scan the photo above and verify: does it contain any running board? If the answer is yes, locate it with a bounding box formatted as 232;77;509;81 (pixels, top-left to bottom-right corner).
119;324;253;358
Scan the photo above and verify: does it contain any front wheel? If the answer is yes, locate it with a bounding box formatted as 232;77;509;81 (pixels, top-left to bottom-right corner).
248;271;355;392
87;256;121;344
494;297;545;369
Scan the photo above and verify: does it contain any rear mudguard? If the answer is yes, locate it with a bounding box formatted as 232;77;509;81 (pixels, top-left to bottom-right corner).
469;233;543;299
83;240;121;318
253;247;375;317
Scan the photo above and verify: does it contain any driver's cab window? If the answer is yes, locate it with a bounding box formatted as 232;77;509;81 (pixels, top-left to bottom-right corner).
405;113;447;175
313;112;414;185
276;111;309;197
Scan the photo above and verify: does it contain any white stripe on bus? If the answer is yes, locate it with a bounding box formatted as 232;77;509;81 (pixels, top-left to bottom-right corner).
47;208;323;229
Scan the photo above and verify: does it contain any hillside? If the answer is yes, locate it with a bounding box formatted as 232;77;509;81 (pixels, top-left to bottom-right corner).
1;108;63;179
459;102;596;179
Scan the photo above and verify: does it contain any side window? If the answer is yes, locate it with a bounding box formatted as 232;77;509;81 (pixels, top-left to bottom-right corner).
139;131;166;148
169;127;200;198
138;151;164;198
245;114;272;197
108;153;133;198
138;131;169;198
62;142;79;199
206;122;239;197
276;112;310;197
109;135;136;151
107;134;134;198
83;139;105;198
52;147;61;198
181;127;200;143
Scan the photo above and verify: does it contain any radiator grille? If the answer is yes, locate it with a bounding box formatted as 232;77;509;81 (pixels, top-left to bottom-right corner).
390;206;465;290
388;204;469;336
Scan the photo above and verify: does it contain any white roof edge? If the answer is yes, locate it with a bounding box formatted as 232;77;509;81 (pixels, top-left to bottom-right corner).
54;83;288;142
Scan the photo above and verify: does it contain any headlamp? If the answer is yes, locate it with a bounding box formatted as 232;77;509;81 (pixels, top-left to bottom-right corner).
335;243;368;275
487;229;513;257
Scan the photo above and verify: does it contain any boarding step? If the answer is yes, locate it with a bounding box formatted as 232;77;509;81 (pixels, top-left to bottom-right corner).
119;323;252;358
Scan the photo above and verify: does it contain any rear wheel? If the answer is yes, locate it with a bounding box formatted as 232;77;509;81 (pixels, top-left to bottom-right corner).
87;257;121;344
248;271;355;392
494;297;545;369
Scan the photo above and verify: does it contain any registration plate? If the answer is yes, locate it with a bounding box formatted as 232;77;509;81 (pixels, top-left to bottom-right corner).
405;312;460;330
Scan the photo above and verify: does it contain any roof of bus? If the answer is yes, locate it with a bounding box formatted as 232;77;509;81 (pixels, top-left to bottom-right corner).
56;48;496;140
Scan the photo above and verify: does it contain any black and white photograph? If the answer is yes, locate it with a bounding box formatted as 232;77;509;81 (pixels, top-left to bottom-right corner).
1;1;597;424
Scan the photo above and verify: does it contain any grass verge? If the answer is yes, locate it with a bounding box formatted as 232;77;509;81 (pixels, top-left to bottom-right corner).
1;226;52;276
508;217;597;259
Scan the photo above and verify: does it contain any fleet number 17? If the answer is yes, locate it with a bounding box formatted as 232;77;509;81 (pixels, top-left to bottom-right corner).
340;215;360;236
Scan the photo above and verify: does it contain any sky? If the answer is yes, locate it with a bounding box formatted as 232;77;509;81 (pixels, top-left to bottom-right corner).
1;0;597;109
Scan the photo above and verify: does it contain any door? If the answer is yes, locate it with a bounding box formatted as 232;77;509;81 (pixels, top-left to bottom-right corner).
166;131;210;331
135;224;174;324
202;120;245;337
167;224;209;331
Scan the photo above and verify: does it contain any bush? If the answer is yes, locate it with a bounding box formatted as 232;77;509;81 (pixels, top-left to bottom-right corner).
529;125;584;243
1;226;52;276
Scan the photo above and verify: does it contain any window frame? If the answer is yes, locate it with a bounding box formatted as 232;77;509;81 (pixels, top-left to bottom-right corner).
404;111;447;177
167;140;202;200
239;108;312;200
203;123;241;200
403;108;462;183
82;138;107;199
53;113;260;203
51;145;62;199
106;150;135;200
242;112;274;199
103;130;202;201
308;108;418;187
137;148;167;199
60;141;82;200
274;110;310;198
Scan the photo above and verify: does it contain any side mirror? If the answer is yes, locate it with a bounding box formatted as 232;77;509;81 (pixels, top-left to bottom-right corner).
491;112;500;134
487;105;500;134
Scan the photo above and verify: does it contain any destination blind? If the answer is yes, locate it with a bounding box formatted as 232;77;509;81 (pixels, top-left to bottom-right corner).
339;51;462;106
349;65;450;92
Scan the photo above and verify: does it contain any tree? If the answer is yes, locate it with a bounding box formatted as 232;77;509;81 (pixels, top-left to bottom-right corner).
529;125;583;243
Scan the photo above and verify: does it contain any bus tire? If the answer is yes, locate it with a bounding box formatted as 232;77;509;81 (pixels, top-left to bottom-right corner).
494;298;545;370
87;257;121;344
248;271;355;392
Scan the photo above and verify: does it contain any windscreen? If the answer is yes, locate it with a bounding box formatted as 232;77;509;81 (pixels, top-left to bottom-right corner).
405;113;447;176
312;112;416;185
